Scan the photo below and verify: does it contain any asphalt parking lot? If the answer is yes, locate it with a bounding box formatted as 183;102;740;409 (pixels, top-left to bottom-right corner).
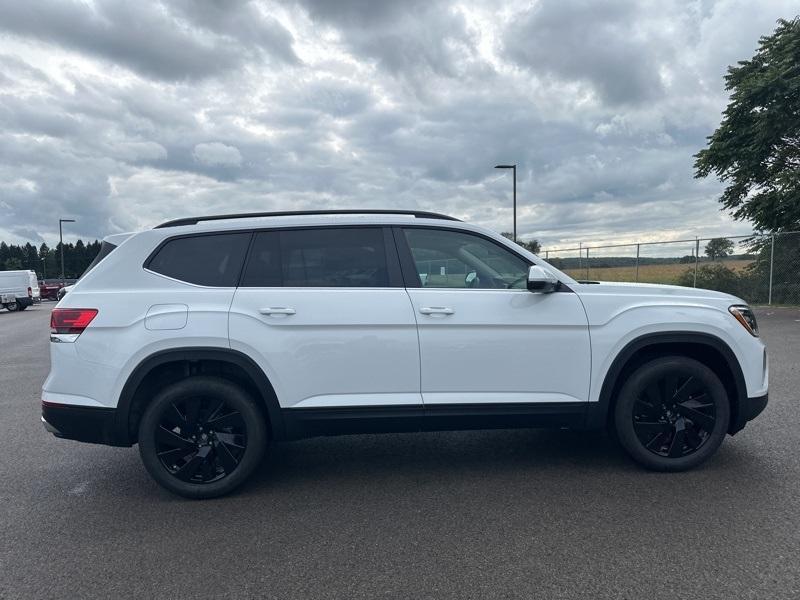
1;305;799;599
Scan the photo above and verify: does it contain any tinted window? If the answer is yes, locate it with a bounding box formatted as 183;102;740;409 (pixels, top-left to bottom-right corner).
148;233;250;286
240;231;281;287
79;240;117;279
403;228;529;289
240;228;389;287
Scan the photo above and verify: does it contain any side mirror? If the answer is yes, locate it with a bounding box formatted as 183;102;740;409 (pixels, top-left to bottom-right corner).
527;265;558;293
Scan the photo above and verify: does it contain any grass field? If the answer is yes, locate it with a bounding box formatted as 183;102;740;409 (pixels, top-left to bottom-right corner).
563;258;753;284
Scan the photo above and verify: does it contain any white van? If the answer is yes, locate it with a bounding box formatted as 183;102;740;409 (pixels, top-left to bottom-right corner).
0;270;39;311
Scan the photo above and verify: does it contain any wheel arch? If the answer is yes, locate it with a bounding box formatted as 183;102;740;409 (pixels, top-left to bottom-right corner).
114;347;285;445
589;332;748;435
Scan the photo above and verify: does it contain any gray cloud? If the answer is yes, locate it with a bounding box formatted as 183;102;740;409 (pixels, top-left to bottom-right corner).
0;0;797;248
504;0;667;105
287;0;479;83
0;0;298;80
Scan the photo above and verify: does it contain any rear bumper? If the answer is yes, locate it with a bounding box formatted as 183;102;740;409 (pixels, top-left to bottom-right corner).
41;402;127;446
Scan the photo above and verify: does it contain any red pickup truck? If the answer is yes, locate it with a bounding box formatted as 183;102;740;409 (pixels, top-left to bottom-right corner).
38;279;75;300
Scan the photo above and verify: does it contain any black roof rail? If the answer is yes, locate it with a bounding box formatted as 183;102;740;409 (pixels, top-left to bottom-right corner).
155;209;461;228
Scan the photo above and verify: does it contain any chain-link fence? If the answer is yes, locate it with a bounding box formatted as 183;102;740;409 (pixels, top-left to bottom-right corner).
542;231;800;305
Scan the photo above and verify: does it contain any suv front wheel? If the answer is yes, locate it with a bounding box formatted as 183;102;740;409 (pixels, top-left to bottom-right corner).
614;356;730;471
138;377;267;498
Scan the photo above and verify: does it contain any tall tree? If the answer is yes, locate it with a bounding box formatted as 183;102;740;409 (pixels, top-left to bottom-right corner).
501;232;542;254
694;17;800;232
705;237;735;259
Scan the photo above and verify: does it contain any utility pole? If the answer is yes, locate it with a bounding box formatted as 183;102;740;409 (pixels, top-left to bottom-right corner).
494;164;517;241
59;218;75;286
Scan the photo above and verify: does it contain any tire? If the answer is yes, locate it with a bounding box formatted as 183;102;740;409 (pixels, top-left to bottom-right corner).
138;376;268;499
5;302;18;312
614;356;730;472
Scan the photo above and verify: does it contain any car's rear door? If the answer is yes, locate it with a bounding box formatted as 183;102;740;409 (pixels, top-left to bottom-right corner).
229;226;422;412
396;226;591;414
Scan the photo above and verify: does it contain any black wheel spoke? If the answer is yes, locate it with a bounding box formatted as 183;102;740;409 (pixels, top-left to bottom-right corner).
204;400;226;425
174;446;211;482
215;440;239;472
635;398;661;418
667;423;687;458
644;382;662;406
685;426;704;450
207;411;243;430
156;426;194;449
157;446;194;460
214;431;245;449
645;431;667;450
672;376;694;403
185;399;200;426
675;403;715;432
633;421;671;435
170;403;189;427
662;374;678;403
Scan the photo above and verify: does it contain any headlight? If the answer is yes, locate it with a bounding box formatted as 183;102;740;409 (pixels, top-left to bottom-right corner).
729;305;758;337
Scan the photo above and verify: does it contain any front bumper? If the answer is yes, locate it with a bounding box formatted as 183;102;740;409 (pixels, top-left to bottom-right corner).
741;393;768;423
41;402;124;446
730;393;768;433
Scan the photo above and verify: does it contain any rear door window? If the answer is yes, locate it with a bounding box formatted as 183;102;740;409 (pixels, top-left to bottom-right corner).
241;228;390;287
147;233;251;287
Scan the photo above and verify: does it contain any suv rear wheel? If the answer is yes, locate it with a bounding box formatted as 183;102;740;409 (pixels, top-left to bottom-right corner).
138;376;267;498
614;356;730;471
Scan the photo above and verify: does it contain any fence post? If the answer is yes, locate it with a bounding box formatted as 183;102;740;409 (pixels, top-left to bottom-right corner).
635;243;640;282
545;250;549;260
693;237;700;287
768;234;775;305
585;247;590;280
578;242;582;275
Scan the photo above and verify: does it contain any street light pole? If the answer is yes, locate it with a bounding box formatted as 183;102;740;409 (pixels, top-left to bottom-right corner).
59;218;75;287
495;164;517;241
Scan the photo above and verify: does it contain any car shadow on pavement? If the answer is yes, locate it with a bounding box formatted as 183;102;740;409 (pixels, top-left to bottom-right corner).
251;428;631;486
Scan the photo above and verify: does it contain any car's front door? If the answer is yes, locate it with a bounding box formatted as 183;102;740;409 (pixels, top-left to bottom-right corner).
229;226;422;410
397;226;591;407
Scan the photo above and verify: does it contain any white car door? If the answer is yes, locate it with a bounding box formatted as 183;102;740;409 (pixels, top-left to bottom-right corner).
397;226;591;407
229;226;422;410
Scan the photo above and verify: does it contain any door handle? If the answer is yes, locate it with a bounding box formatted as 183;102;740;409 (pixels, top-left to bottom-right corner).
419;307;454;315
259;307;296;315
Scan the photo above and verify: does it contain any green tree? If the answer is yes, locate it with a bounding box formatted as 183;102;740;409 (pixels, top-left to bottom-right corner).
677;264;742;296
4;257;23;270
501;232;541;254
694;17;800;232
705;237;735;259
0;239;101;276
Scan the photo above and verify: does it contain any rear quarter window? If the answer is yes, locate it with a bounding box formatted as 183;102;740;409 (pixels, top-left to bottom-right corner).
146;233;251;287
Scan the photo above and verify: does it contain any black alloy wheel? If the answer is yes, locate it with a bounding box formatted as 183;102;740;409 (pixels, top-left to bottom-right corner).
632;373;717;458
139;377;267;498
155;396;248;484
614;357;730;471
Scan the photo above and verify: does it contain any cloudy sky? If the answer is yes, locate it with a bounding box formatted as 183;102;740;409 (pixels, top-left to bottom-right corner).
0;0;796;251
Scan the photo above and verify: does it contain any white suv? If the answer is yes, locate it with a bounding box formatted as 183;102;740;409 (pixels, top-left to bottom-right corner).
42;210;769;498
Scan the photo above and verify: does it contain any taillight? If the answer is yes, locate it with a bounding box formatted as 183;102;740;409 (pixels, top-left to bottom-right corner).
28;287;32;297
50;308;98;334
